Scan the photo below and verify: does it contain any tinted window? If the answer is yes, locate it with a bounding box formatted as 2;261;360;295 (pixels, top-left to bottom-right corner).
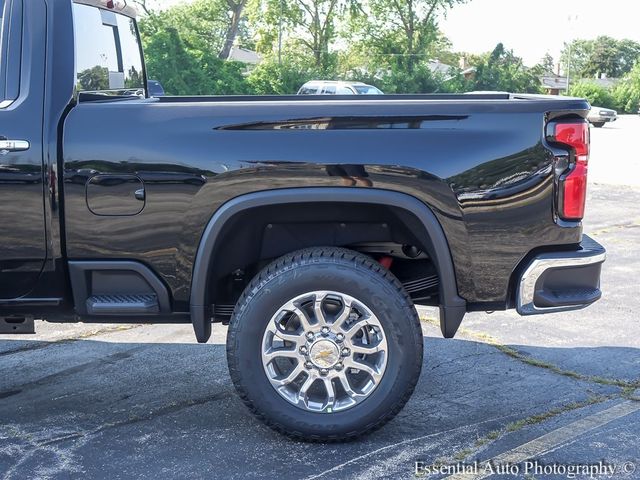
321;85;336;94
0;0;21;103
73;4;144;96
353;85;383;95
147;79;165;97
117;14;145;90
336;86;354;94
298;86;317;95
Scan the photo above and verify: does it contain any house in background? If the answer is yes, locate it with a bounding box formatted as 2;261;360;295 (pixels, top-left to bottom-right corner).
589;75;619;90
427;59;476;81
539;71;619;95
458;57;477;81
227;46;262;74
540;73;568;95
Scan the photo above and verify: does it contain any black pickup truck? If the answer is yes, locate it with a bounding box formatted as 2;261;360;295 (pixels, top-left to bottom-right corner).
0;0;606;441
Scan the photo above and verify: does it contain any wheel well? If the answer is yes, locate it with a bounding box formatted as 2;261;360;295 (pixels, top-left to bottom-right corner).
206;201;441;321
190;188;466;343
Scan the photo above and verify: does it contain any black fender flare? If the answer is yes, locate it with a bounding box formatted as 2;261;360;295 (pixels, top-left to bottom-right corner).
190;187;466;342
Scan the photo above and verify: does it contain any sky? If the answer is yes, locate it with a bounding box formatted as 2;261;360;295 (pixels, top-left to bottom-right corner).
155;0;640;67
440;0;640;67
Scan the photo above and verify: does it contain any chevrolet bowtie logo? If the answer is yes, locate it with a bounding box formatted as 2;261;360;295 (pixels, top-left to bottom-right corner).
316;348;334;358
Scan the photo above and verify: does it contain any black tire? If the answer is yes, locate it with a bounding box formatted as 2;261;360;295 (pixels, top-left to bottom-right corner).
226;247;423;441
592;122;605;128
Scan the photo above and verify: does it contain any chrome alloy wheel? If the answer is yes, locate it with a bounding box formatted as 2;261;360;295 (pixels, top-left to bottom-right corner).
261;291;388;413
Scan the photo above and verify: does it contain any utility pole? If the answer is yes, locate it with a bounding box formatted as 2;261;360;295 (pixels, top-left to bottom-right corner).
278;0;283;65
565;14;578;93
566;40;571;92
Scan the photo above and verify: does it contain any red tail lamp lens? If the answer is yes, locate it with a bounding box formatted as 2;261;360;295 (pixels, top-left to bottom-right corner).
555;122;589;220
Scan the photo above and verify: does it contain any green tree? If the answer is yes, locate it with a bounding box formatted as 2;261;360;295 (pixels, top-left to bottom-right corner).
142;26;210;94
250;0;346;73
219;0;250;59
353;0;466;73
618;39;640;75
540;53;555;73
77;66;109;91
141;22;250;95
382;63;442;93
138;2;252;95
612;63;640;113
560;38;592;79
138;0;248;59
132;0;157;15
561;37;640;79
471;43;542;93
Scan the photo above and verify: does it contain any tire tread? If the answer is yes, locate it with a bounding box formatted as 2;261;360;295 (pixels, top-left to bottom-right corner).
226;247;423;442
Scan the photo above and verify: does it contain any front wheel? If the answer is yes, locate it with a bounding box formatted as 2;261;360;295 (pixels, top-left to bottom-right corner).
226;247;423;441
592;122;605;128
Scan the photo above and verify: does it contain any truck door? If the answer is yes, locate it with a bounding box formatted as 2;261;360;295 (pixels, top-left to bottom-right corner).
0;0;47;299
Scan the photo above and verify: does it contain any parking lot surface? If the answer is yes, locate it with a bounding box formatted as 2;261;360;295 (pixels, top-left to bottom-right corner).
1;116;639;479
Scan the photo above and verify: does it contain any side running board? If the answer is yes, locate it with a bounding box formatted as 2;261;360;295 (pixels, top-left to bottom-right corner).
68;261;171;316
86;294;159;315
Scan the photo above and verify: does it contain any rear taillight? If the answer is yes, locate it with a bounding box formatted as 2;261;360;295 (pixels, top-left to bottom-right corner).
553;122;590;221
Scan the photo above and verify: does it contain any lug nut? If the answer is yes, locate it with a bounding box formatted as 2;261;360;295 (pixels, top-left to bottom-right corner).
304;361;314;369
299;346;308;355
321;326;330;335
306;332;315;340
320;368;329;376
336;333;345;342
335;362;343;371
341;348;350;357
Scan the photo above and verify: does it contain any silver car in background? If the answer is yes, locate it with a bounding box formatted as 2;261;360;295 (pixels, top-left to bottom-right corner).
297;81;383;95
588;107;617;127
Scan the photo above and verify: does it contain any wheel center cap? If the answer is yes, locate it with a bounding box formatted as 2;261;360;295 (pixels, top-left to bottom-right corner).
309;339;340;368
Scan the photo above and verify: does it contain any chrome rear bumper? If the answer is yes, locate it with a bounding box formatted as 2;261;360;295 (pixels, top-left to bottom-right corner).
516;235;606;315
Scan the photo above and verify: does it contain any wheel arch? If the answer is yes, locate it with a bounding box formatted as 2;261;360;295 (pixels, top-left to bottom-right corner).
190;188;466;342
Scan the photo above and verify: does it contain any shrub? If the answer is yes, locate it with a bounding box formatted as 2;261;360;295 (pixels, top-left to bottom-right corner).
568;81;617;110
247;58;324;95
611;63;640;113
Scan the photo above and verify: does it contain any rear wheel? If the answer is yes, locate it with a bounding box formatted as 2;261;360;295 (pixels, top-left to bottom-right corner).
226;247;423;441
592;122;605;128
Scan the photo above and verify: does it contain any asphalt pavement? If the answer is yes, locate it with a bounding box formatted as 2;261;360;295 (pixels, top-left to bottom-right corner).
1;116;638;480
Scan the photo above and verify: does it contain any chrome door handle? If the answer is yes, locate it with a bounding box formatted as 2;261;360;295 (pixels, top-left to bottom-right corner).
0;140;30;153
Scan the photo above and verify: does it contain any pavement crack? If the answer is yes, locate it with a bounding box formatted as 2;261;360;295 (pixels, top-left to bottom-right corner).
441;399;640;480
38;391;233;447
429;351;499;372
429;394;614;469
0;389;22;399
0;346;145;398
420;317;640;392
301;413;519;480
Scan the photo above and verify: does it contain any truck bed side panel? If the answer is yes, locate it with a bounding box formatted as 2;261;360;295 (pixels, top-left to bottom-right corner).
62;98;583;310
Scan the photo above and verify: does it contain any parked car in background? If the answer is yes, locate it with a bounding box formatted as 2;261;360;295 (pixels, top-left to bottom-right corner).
587;106;617;127
297;80;383;95
148;79;165;97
